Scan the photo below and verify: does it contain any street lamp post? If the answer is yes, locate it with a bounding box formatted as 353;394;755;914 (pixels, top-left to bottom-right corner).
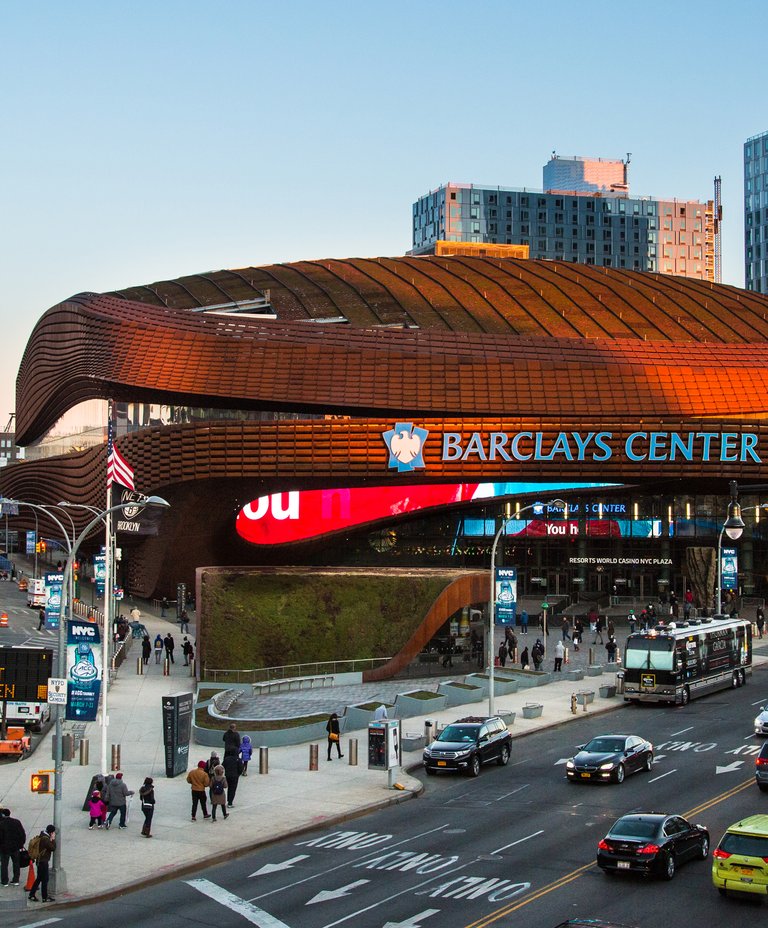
716;481;745;617
488;498;565;716
50;495;169;891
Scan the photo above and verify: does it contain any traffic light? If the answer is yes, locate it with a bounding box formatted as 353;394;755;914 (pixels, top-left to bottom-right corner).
30;772;52;793
40;540;47;553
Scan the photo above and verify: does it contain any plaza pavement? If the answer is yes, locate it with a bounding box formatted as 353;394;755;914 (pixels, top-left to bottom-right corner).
0;596;765;912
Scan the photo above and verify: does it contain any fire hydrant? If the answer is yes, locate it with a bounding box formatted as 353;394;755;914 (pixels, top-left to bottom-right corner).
570;692;578;714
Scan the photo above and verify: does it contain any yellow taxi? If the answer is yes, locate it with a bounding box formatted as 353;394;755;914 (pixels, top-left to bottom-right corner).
712;814;768;897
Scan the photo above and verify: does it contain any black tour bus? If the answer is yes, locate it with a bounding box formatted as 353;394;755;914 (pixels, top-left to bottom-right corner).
623;615;752;706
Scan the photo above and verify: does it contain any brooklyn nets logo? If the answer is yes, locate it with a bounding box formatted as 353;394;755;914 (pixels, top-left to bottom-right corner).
382;422;429;473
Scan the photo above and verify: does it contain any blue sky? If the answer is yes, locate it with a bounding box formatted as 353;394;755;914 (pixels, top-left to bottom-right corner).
1;0;763;420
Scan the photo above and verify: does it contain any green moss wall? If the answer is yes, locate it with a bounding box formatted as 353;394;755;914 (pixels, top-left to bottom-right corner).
200;570;453;671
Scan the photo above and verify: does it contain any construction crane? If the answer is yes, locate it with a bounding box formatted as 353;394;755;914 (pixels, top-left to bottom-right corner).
714;175;722;284
3;413;14;433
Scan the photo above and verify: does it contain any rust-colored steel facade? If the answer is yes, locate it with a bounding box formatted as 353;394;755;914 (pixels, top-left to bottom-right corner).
5;256;768;596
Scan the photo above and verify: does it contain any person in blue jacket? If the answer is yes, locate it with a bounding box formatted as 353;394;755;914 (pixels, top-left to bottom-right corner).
239;735;253;776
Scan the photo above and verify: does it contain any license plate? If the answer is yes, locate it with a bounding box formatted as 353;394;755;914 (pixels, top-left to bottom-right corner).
736;867;754;875
617;861;630;869
437;761;447;767
580;772;591;778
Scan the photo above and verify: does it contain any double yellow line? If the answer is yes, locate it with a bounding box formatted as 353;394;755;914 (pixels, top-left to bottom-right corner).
464;776;755;928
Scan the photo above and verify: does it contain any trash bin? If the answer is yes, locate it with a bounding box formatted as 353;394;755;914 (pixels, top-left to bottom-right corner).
616;670;625;695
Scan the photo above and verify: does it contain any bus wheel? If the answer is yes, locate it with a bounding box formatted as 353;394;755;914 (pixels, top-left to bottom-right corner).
739;669;746;686
680;686;690;706
732;671;740;689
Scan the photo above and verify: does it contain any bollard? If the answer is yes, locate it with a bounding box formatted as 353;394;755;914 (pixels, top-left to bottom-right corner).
111;743;121;770
163;657;170;676
423;720;433;744
62;733;74;762
589;647;595;665
570;693;577;714
349;738;358;766
190;659;196;678
136;657;144;675
259;746;269;775
309;743;319;771
564;647;569;665
79;738;89;766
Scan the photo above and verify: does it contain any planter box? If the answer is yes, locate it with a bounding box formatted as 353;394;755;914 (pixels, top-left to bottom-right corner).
605;662;621;674
393;691;448;719
599;685;617;699
401;733;426;751
499;669;552;688
576;690;595;706
463;673;519;696
521;703;543;719
586;665;604;677
499;710;516;726
437;681;484;707
565;669;585;682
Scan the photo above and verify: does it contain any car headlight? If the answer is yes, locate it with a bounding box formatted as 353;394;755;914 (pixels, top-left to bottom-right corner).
755;718;762;727
566;760;575;769
423;747;432;757
599;762;615;770
455;748;472;758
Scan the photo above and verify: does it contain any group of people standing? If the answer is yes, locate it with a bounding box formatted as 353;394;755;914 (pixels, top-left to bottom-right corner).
186;723;253;821
0;807;56;902
140;632;194;666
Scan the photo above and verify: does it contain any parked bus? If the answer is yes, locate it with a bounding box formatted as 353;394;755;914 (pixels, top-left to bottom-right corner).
623;615;751;706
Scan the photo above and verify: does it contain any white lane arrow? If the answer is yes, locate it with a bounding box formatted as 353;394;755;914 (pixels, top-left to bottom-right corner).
249;854;310;877
555;757;570;765
383;908;440;928
306;879;370;905
716;761;745;774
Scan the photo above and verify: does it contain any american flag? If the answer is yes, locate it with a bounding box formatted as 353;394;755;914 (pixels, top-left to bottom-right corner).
106;419;135;490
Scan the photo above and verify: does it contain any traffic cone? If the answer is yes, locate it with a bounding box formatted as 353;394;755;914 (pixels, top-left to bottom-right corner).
25;863;35;891
0;612;8;627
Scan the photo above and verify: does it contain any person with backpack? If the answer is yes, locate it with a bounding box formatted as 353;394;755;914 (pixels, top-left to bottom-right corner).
138;777;155;838
239;735;253;776
186;761;211;821
209;765;228;820
531;639;545;671
153;634;164;664
222;750;243;807
0;806;26;886
28;825;55;902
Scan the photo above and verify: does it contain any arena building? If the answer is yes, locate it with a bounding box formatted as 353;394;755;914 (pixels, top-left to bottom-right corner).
4;255;768;610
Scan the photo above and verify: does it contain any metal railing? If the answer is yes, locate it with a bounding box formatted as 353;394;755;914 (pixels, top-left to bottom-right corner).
203;657;392;684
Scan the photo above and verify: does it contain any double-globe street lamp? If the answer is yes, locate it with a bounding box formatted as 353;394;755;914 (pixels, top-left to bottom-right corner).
488;498;565;716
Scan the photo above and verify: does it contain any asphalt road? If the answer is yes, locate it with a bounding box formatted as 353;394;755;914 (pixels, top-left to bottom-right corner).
5;667;768;928
0;578;57;651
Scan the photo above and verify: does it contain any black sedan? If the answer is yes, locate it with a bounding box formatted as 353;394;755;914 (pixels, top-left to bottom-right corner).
566;733;653;783
597;812;709;880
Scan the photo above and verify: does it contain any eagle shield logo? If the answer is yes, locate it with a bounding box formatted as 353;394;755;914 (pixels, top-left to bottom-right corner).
382;422;429;473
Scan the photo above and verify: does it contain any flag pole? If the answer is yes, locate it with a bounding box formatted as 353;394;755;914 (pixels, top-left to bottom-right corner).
101;401;114;776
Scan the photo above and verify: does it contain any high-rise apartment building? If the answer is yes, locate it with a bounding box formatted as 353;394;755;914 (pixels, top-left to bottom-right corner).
543;154;629;194
745;130;768;293
412;156;715;280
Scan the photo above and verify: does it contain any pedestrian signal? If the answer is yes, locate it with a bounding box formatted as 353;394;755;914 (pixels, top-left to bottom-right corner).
30;772;52;793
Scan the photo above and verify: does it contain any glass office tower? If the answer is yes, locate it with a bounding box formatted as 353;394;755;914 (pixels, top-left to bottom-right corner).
745;130;768;293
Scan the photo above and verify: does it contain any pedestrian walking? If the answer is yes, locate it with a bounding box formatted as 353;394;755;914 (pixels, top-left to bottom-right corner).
205;750;221;776
209;765;228;821
532;639;545;671
161;597;169;617
153;634;164;664
182;636;194;665
239;735;253;775
104;772;134;829
373;704;388;720
757;606;765;639
223;750;243;807
0;806;26;886
164;632;175;664
554;640;564;672
497;641;507;668
37;607;45;631
573;618;583;652
141;634;151;665
606;637;618;663
186;761;211;821
520;609;529;633
223;722;241;754
593;614;604;645
504;627;518;659
179;608;190;634
130;605;141;623
326;712;343;760
520;646;530;669
86;791;106;830
628;608;636;634
139;777;155;838
28;825;56;903
607;619;615;639
561;617;571;641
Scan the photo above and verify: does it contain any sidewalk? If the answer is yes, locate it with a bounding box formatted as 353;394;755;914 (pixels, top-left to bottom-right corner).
0;597;766;912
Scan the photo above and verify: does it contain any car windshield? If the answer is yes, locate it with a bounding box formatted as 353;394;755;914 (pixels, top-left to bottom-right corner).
720;833;768;857
610;819;659;839
438;725;478;743
584;737;626;753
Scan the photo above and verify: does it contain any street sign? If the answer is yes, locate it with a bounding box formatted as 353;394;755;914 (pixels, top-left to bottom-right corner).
47;677;67;704
30;771;53;793
0;647;53;703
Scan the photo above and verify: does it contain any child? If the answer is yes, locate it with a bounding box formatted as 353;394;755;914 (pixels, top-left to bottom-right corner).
239;735;253;776
87;790;107;829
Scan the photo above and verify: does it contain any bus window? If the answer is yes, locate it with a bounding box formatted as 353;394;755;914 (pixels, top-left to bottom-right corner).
625;638;674;671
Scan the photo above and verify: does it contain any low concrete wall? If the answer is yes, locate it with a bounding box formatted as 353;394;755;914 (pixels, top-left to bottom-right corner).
437;681;483;707
464;673;519;696
499;669;553;688
393;691;449;718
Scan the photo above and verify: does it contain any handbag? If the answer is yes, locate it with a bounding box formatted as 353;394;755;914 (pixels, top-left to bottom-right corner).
329;732;339;742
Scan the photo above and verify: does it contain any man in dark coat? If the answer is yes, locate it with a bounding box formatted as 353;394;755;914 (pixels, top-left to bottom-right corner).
164;633;175;664
223;722;241;754
0;807;26;886
222;749;244;807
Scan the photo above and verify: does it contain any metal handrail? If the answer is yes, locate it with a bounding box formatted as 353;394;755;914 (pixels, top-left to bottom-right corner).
203;656;392;684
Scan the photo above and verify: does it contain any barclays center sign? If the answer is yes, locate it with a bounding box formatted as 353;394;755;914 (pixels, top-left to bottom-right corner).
384;423;762;473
